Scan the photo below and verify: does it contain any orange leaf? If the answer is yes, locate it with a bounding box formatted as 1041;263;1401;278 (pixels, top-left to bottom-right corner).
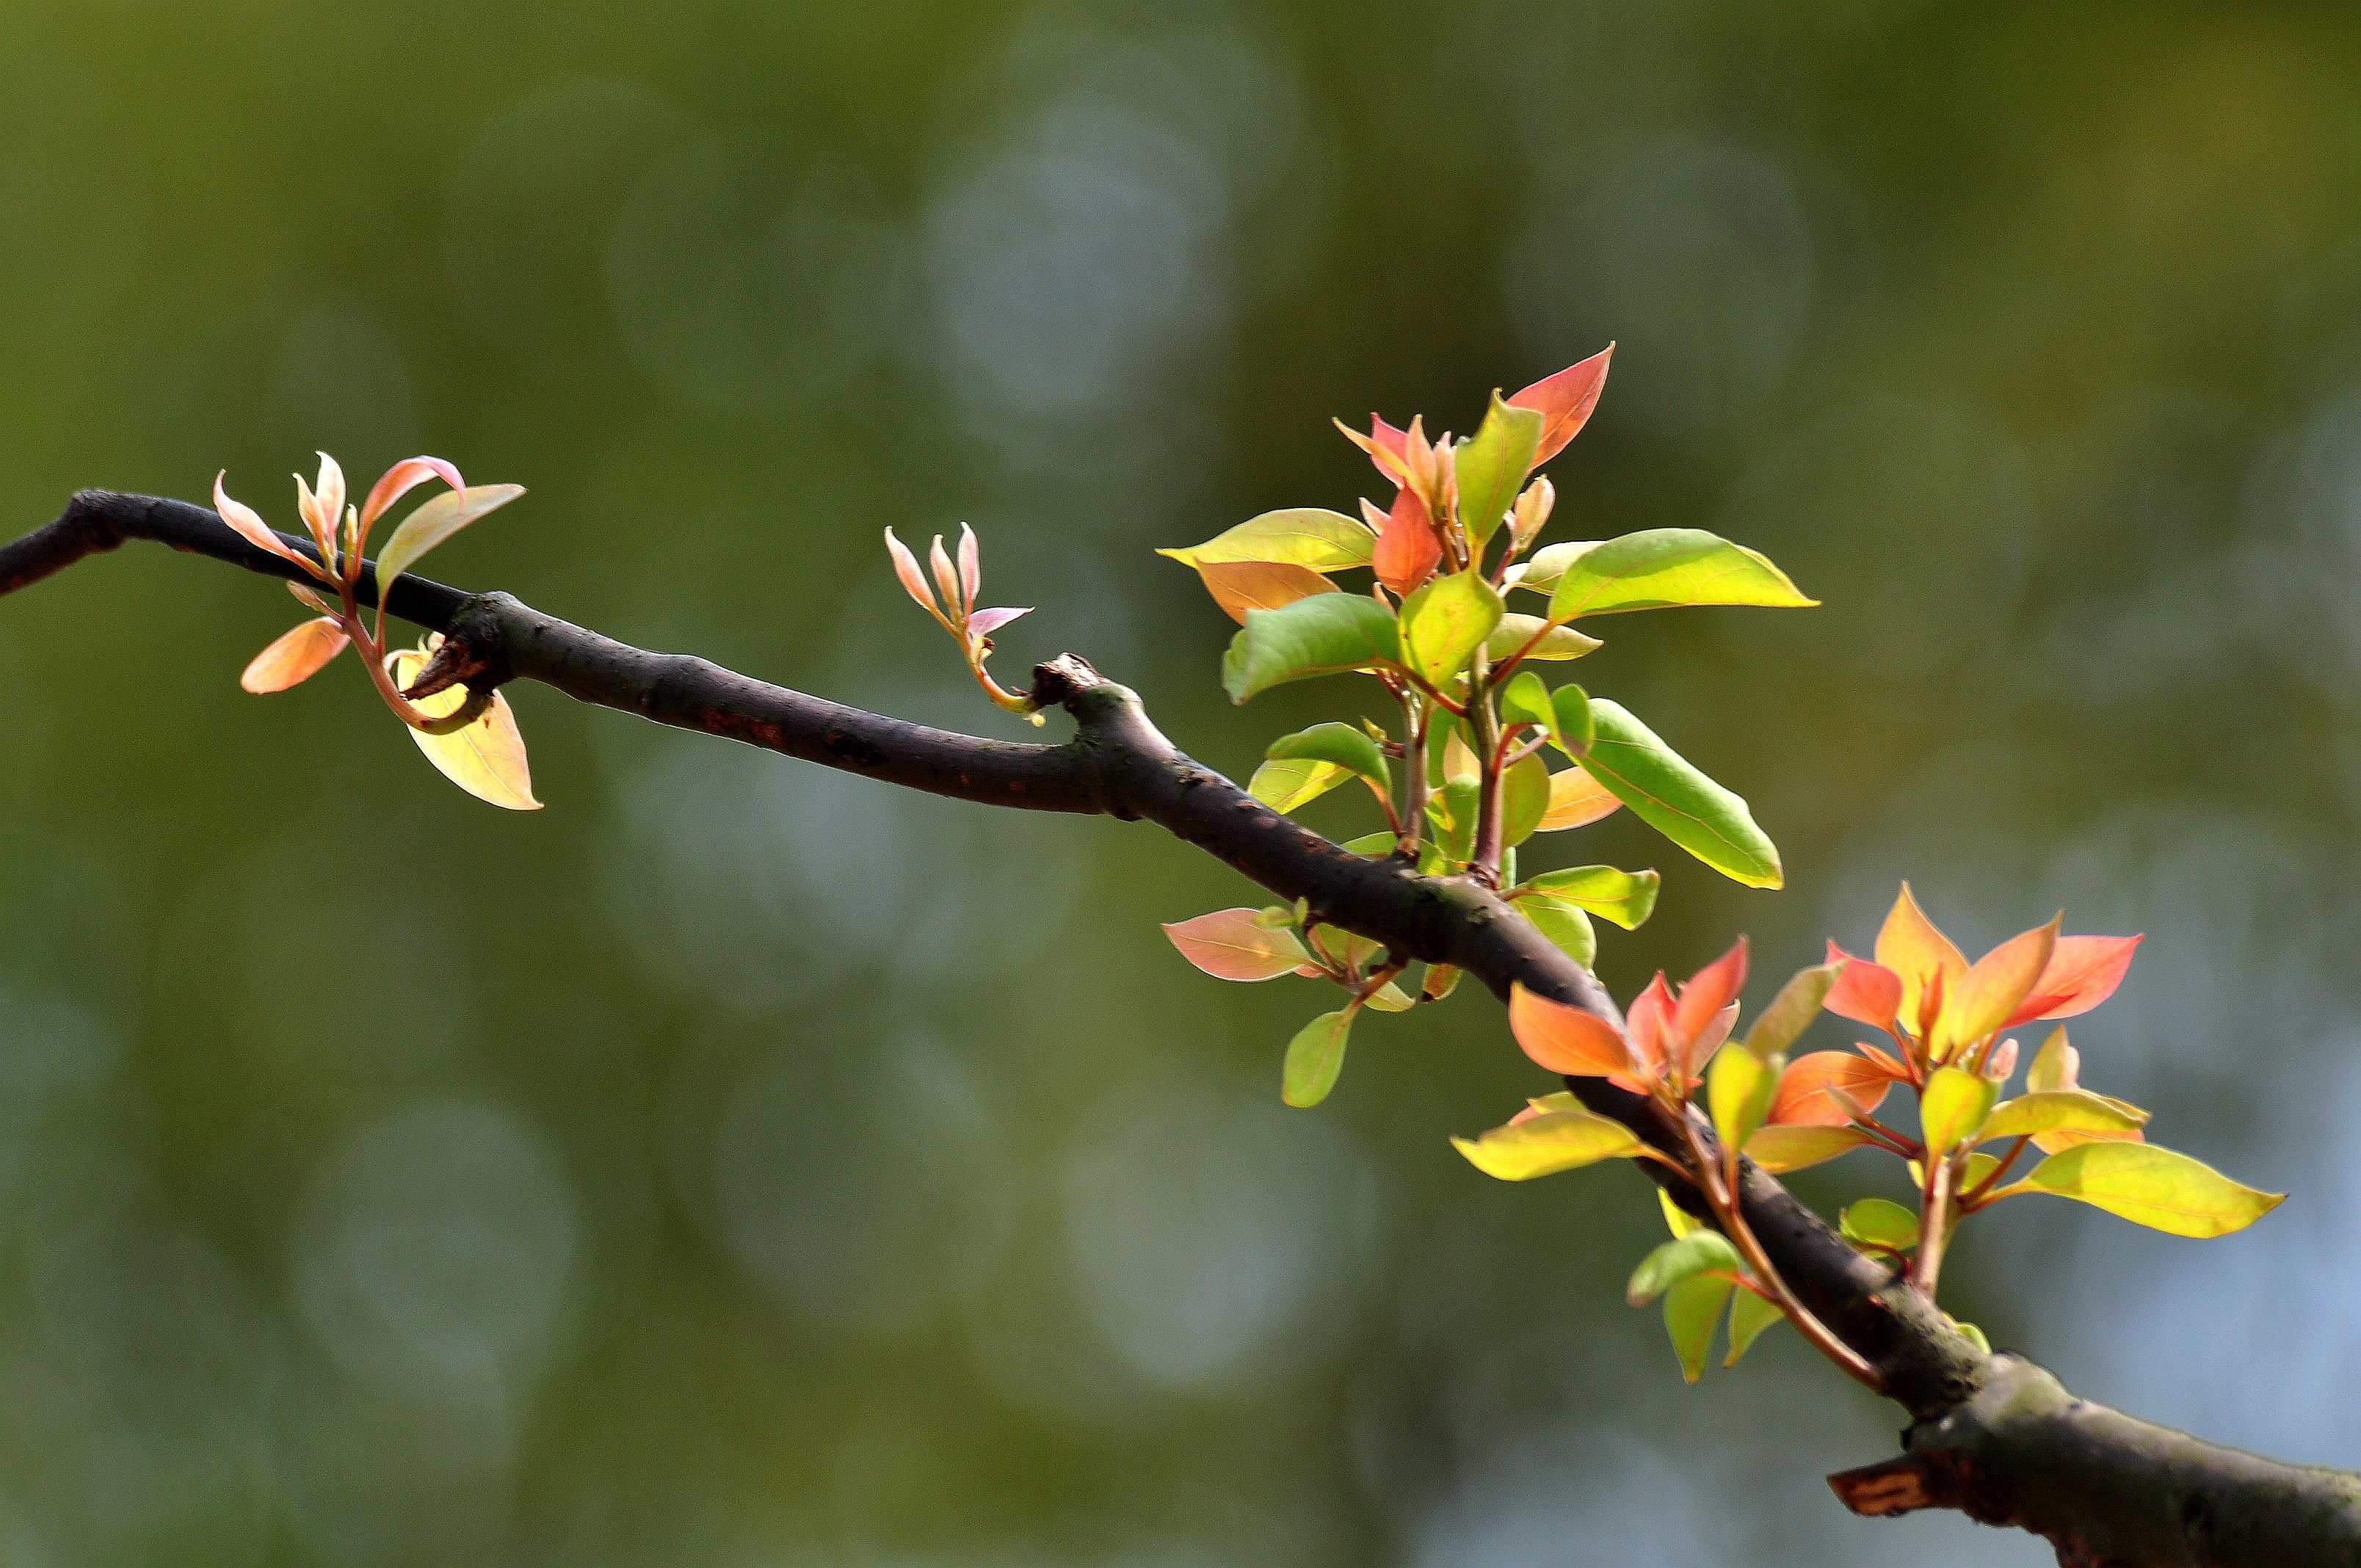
213;471;322;578
1509;344;1613;465
1161;909;1310;981
359;456;463;532
1196;560;1338;625
240;617;348;693
1934;917;2058;1059
1874;883;1968;1040
1372;484;1443;597
1509;983;1632;1076
1672;937;1748;1056
2005;934;2142;1027
1535;765;1622;830
1769;1051;1893;1128
1823;941;1901;1031
1625;973;1677;1081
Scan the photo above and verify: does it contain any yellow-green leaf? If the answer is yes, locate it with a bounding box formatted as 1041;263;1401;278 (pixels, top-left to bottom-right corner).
1979;1089;2149;1144
1840;1197;1920;1251
1517;865;1658;930
1452;1106;1644;1180
1996;1144;2285;1238
386;649;540;810
1248;757;1352;814
1517;893;1597;966
1222;594;1401;702
1744;961;1843;1059
1454;393;1545;545
1628;1231;1743;1304
1485;614;1600;662
1158;508;1375;572
1658;1188;1704;1238
1283;1009;1354;1108
1921;1065;1998;1158
376;484;526;596
1742;1124;1871;1174
1501;753;1551;846
1545;527;1815;621
1399;570;1504;687
1708;1043;1780;1153
1579;700;1781;888
1666;1274;1736;1384
1267;721;1388;786
1724;1289;1785;1367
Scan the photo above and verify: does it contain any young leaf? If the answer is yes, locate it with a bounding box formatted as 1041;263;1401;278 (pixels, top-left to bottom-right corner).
1840;1197;1921;1252
1501;753;1552;846
1197;561;1338;624
1518;895;1598;967
1665;1275;1736;1384
1248;757;1353;814
2026;1027;2078;1093
1518;865;1659;930
1724;1288;1785;1367
1283;1009;1354;1108
1628;1231;1744;1305
1158;509;1375;572
1579;701;1781;888
385;648;540;810
1934;918;2059;1059
1454;393;1546;545
1371;484;1443;597
1920;1065;1999;1157
1222;595;1401;703
212;473;323;578
1511;540;1597;597
1545;528;1815;621
1452;1106;1644;1180
1979;1089;2148;1143
375;484;526;595
1823;945;1904;1031
1266;721;1388;787
1742;1124;1873;1173
1997;1144;2285;1238
1658;1188;1704;1238
1498;671;1558;746
1509;345;1614;465
240;617;349;693
1708;1043;1779;1153
1768;1052;1894;1128
1550;685;1595;757
1162;909;1313;981
1534;765;1622;830
2005;934;2144;1026
1485;614;1600;662
1399;570;1504;687
1877;883;1969;1040
1427;776;1481;865
1421;963;1462;1002
1508;983;1630;1075
1744;961;1843;1059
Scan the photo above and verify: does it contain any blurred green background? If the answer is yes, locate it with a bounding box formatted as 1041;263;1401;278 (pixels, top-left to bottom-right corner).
1;2;2358;1564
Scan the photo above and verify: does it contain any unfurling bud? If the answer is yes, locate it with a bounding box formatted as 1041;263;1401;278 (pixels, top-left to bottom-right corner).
1511;475;1555;551
1984;1037;2019;1082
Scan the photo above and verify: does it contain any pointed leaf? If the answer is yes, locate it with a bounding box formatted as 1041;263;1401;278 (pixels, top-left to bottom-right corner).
1454;393;1545;545
1877;884;1969;1040
1979;1090;2149;1143
1934;918;2059;1059
1920;1065;1998;1157
1222;595;1401;702
2026;1028;2079;1094
1628;1231;1744;1305
1501;753;1552;846
1510;540;1597;597
1162;909;1312;981
1428;776;1480;865
1769;1052;1893;1128
1744;1124;1873;1173
1197;561;1337;624
1485;614;1600;662
240;617;349;693
1510;345;1614;465
212;473;320;576
1708;1042;1779;1153
1399;570;1504;686
1550;685;1595;758
1998;1144;2284;1238
1724;1288;1785;1367
385;648;540;810
359;456;465;533
1159;509;1374;572
2005;935;2143;1027
376;484;526;594
1534;765;1622;830
1498;671;1558;746
966;606;1031;638
1452;1105;1644;1180
1248;757;1352;814
1744;961;1843;1059
1283;1009;1354;1107
1519;865;1658;930
1658;1188;1705;1238
1823;943;1903;1031
1665;1275;1736;1384
1372;484;1443;597
1509;983;1630;1076
1579;700;1780;888
1546;528;1815;621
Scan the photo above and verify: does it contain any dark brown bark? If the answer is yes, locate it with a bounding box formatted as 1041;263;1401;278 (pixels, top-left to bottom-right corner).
4;489;2355;1566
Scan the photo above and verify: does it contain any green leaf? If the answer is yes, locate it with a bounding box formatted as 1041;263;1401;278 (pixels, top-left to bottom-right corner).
1340;830;1396;857
1920;1066;1999;1158
1428;777;1479;865
1545;527;1816;622
1364;981;1415;1014
1742;1124;1872;1174
1551;685;1595;758
1979;1089;2150;1142
1512;540;1597;596
1266;720;1389;785
1248;757;1352;813
1420;962;1462;1003
1454;393;1545;546
1451;1106;1645;1180
1708;1044;1780;1154
1486;614;1600;662
1580;700;1782;888
1665;1274;1736;1384
1744;961;1844;1059
1628;1230;1744;1305
1499;671;1558;744
1840;1197;1921;1252
1519;893;1597;966
376;484;526;596
1724;1289;1785;1367
1283;1009;1354;1107
1952;1318;1992;1354
1995;1144;2285;1238
1222;594;1401;702
1399;570;1504;687
1517;865;1658;930
1158;509;1375;571
1501;753;1552;847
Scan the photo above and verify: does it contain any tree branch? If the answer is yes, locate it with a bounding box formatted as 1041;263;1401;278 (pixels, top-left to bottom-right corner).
5;489;2355;1567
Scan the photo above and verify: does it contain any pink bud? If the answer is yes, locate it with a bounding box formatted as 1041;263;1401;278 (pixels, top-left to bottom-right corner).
1985;1038;2019;1082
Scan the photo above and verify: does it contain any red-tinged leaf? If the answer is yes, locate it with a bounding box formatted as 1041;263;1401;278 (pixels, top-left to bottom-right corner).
1625;973;1678;1081
1535;765;1622;830
1824;941;1902;1030
360;456;464;531
1769;1051;1894;1128
1875;883;1968;1040
928;534;961;612
1162;909;1312;981
1672;937;1749;1054
213;471;322;577
1197;561;1338;625
1856;1040;1914;1081
240;617;348;693
967;606;1031;639
1373;482;1443;597
957;523;982;612
883;527;939;614
1509;983;1632;1076
2005;934;2143;1027
1509;344;1614;465
1934;917;2058;1059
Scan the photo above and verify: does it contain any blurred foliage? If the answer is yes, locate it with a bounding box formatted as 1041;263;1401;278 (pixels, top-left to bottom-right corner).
4;1;2361;1564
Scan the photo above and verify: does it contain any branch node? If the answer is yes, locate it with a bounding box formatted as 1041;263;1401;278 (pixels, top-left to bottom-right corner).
401;593;514;700
1029;652;1102;708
